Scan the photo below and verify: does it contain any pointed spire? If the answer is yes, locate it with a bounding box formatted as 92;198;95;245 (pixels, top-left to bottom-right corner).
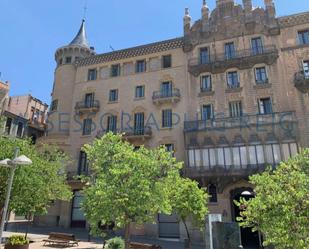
69;19;90;48
202;0;210;20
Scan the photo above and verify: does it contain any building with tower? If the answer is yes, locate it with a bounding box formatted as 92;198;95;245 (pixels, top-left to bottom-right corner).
39;0;309;247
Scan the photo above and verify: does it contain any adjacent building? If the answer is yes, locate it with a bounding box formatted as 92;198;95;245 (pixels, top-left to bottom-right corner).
2;94;48;143
0;80;9;115
40;0;309;248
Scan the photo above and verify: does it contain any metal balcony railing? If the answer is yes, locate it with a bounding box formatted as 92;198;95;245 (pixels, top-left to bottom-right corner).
152;88;180;100
75;100;100;113
184;111;296;132
122;126;152;137
188;45;278;67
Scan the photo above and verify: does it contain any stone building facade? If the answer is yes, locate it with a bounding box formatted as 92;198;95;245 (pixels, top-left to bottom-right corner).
0;80;9;115
40;0;309;247
2;94;48;143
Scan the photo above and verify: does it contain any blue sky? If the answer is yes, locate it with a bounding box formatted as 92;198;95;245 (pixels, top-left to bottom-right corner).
0;0;307;105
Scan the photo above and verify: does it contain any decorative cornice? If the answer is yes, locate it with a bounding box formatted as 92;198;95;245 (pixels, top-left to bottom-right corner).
76;37;184;67
279;11;309;28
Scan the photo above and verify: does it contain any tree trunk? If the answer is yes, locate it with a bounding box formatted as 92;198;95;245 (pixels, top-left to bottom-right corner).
25;213;32;239
124;223;131;249
183;219;191;249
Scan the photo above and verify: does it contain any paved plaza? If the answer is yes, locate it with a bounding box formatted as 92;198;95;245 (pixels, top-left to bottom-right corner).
1;226;205;249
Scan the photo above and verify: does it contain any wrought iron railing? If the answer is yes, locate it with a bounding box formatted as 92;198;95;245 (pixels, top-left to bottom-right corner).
152;88;180;100
184;111;296;132
75;100;100;110
188;45;278;66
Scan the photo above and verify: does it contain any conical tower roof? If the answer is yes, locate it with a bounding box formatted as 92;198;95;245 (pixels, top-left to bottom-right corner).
69;19;89;48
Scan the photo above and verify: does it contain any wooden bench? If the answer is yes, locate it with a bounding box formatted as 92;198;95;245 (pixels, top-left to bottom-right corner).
130;242;162;249
43;232;79;247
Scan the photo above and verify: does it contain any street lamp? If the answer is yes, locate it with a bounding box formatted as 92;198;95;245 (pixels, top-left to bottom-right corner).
0;148;32;245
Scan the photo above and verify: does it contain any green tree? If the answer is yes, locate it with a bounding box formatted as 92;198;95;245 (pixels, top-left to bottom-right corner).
237;149;309;249
82;133;183;249
0;136;72;236
170;178;208;249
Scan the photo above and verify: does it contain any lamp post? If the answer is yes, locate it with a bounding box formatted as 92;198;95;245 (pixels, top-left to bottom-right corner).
0;148;32;245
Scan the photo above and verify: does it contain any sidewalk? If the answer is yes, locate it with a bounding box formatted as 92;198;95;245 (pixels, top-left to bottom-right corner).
2;226;206;249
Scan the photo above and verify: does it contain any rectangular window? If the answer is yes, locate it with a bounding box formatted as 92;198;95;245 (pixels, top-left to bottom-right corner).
16;122;23;138
229;101;243;117
109;89;118;102
82;118;92;135
107;115;117;133
84;93;94;108
255;67;268;84
135;85;145;98
5;118;12;134
51;99;58;111
303;60;309;78
162;109;173;128
258;97;273;114
298;30;309;45
162;55;172;68
208;184;218;203
227;71;240;88
201;104;213;120
111;64;121;77
251;37;264;55
165;144;175;157
134;112;145;135
136;60;146;73
200;47;210;64
78;151;88;175
88;69;97;81
161;81;173;97
225;42;236;59
65;56;72;64
200;75;212;92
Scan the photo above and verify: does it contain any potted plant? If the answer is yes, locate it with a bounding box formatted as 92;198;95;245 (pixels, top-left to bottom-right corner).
4;235;30;249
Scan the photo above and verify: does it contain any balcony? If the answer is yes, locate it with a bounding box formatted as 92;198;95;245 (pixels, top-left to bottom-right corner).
75;100;100;115
152;89;180;105
122;126;152;140
188;45;279;76
96;126;153;140
294;71;309;93
184;112;296;133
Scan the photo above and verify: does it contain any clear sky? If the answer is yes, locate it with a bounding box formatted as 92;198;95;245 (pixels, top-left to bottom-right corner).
0;0;308;105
